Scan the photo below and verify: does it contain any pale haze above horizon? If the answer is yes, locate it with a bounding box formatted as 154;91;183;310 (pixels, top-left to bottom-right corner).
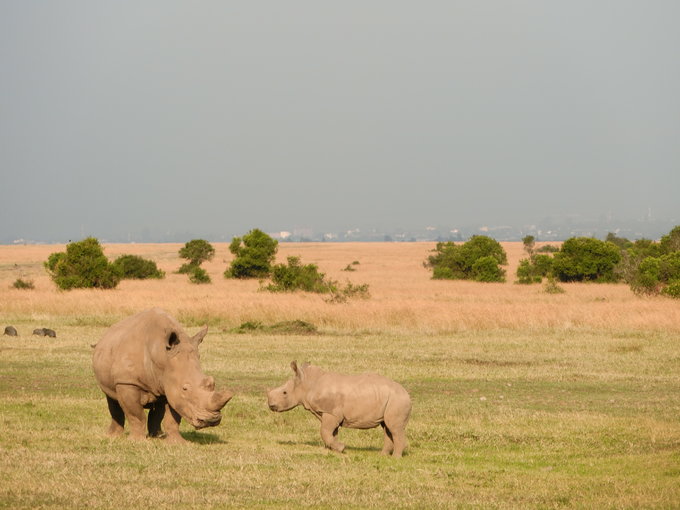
1;2;679;243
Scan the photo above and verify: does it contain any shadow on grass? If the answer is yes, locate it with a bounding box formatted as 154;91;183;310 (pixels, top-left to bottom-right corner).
276;440;392;455
179;431;226;445
277;439;321;448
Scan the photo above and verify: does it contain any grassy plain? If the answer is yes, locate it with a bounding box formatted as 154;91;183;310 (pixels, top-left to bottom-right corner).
1;242;679;509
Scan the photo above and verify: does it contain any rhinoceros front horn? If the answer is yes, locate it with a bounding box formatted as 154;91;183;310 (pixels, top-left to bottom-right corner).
210;389;234;412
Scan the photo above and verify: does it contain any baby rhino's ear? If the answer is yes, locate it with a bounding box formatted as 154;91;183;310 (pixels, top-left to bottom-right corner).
291;361;306;381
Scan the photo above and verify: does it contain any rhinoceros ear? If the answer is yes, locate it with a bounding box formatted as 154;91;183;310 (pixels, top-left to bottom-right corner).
192;325;208;345
291;361;307;381
166;331;180;351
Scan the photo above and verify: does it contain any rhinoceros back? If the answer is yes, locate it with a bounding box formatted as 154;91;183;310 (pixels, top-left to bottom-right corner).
308;370;411;429
93;308;176;397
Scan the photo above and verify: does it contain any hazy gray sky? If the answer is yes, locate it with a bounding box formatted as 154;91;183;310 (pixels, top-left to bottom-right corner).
1;1;679;242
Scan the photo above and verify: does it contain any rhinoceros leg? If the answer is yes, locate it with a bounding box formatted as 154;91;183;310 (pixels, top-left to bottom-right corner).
380;422;395;456
320;413;345;453
162;404;186;444
390;428;407;458
384;410;409;458
115;384;147;440
105;396;125;437
147;399;166;438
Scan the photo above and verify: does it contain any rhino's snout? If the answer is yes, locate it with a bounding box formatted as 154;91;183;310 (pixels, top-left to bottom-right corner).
192;414;222;429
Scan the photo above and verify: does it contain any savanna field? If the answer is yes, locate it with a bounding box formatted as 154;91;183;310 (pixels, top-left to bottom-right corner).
1;242;679;509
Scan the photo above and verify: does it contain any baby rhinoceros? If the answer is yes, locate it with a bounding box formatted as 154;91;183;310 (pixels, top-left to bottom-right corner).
92;308;233;443
267;362;412;457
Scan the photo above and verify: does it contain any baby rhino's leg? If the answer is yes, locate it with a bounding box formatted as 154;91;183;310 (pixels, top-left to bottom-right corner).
384;401;410;458
380;422;394;455
320;414;345;453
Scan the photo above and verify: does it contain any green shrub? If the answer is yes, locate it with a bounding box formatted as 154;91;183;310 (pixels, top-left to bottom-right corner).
630;257;661;295
179;239;215;267
536;244;559;253
629;251;680;297
516;259;542;284
432;266;455;280
543;276;566;294
264;256;370;302
188;266;211;284
335;282;370;300
342;261;360;272
471;256;506;282
112;254;165;280
614;226;680;297
12;278;34;289
551;237;621;283
266;256;335;293
522;235;536;255
659;252;680;282
605;232;633;250
662;280;680;299
615;239;661;284
516;254;554;284
660;226;680;254
225;229;278;279
45;252;65;274
44;237;120;290
178;262;197;274
426;236;507;282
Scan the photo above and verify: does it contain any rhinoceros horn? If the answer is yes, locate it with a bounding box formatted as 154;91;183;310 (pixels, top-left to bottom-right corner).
210;389;233;411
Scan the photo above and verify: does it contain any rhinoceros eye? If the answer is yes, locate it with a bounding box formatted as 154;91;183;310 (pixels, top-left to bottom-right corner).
282;390;287;396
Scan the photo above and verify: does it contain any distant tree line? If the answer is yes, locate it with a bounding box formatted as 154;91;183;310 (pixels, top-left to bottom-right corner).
41;225;680;299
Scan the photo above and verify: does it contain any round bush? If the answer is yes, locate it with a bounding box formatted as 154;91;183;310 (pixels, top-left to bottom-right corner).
189;266;211;284
552;237;621;283
45;237;120;290
225;229;278;279
179;239;215;266
113;254;165;280
426;236;507;281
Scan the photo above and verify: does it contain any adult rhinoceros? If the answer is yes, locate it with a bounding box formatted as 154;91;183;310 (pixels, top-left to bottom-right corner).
93;308;233;443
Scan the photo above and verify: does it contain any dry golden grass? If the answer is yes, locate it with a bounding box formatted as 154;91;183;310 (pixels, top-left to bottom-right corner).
1;241;678;334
